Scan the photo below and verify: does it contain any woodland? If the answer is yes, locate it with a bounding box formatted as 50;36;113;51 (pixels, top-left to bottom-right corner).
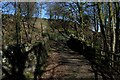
1;2;120;80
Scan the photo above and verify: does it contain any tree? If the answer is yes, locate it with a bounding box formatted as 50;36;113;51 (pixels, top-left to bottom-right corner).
2;2;48;80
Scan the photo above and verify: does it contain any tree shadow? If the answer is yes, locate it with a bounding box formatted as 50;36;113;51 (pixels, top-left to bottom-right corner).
2;42;48;80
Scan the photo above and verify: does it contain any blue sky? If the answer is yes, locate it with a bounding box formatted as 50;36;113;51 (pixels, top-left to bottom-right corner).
1;2;101;32
1;2;49;19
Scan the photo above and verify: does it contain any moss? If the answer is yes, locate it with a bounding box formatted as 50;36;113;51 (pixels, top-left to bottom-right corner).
24;71;34;79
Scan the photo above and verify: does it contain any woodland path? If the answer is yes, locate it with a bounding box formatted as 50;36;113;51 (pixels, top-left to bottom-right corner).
41;40;95;80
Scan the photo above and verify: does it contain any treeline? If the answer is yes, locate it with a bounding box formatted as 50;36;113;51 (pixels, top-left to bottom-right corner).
45;2;120;80
2;2;49;80
1;2;120;80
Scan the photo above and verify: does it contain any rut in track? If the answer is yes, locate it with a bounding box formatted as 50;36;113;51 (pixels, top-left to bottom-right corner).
41;40;95;79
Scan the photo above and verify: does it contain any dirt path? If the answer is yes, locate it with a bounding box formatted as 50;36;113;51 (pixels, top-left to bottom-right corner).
41;41;95;79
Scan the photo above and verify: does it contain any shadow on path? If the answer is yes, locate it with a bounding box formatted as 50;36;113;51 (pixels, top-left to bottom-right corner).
41;40;95;79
